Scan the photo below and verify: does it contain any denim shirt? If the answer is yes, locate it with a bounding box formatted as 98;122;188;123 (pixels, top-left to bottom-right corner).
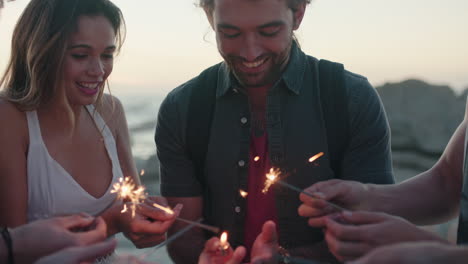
156;44;394;249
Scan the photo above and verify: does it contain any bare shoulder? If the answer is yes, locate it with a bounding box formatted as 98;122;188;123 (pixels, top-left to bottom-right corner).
464;98;468;120
95;93;126;134
0;98;28;146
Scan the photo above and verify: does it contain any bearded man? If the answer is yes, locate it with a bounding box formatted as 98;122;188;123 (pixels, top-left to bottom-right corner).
155;0;394;262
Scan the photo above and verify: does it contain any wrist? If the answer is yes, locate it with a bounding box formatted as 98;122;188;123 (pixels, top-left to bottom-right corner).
448;245;468;264
364;183;382;211
101;202;123;236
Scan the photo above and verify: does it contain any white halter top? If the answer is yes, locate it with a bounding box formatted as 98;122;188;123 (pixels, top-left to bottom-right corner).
26;105;122;222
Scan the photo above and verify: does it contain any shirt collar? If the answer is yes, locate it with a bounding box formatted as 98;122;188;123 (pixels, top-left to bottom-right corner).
216;41;307;98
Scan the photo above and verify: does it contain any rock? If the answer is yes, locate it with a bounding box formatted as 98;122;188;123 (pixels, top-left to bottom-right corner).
377;79;465;156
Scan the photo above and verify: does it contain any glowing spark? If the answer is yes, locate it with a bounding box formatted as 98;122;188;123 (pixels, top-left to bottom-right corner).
239;190;248;198
262;168;281;194
140;169;145;176
254;156;260;162
153;203;174;215
121;204;128;213
111;177;147;218
308;152;324;163
220;232;229;250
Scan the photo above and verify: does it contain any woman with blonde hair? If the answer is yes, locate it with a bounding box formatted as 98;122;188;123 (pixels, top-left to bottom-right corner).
0;0;179;254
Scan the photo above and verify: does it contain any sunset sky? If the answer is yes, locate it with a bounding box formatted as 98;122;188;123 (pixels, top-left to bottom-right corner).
1;0;467;95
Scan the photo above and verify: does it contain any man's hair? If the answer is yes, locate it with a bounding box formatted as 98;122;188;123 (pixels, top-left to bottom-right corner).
0;0;125;110
199;0;311;14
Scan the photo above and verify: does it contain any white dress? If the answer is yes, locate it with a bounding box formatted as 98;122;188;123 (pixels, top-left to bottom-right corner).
26;104;122;221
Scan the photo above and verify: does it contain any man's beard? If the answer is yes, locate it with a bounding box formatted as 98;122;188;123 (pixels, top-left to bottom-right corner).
223;42;292;88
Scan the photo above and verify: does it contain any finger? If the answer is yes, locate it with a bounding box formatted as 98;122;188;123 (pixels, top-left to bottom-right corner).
72;217;108;245
173;203;183;217
69;239;117;262
307;215;329;227
303;180;351;205
138;203;175;221
260;221;277;244
325;217;369;241
59;214;96;229
298;203;336;218
132;214;176;235
146;196;169;207
325;231;372;262
226;246;246;264
339;211;388;225
301;179;343;200
204;237;221;253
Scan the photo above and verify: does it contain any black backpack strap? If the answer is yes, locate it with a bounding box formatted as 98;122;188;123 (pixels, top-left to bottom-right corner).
318;59;349;178
186;60;349;180
186;64;220;184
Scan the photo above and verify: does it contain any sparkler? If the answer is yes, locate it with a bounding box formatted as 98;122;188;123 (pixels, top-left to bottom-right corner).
262;168;282;194
139;218;204;260
93;176;146;217
152;203;221;234
111;177;147;218
263;152;347;212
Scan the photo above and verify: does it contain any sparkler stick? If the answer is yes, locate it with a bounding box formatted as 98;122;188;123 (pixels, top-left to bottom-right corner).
263;167;347;212
152;203;220;233
274;179;347;212
175;217;220;233
139;218;203;260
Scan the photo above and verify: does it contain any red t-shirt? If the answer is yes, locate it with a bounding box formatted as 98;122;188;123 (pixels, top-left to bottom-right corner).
243;86;278;257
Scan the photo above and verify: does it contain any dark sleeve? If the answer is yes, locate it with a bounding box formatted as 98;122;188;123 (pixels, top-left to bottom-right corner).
340;72;395;184
155;88;203;196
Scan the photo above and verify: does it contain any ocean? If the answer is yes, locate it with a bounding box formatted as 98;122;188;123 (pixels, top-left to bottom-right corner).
115;93;174;263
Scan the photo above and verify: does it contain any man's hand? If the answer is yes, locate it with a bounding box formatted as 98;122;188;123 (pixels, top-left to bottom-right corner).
119;196;182;248
250;221;279;264
198;237;246;264
35;239;117;264
298;180;371;228
11;214;107;263
347;242;459;264
323;211;447;262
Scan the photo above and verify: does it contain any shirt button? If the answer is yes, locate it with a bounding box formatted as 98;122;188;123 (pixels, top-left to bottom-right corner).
238;160;246;167
235;206;241;213
240;117;248;124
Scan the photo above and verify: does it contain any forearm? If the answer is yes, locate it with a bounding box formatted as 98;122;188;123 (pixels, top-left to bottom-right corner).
366;169;458;225
288;241;340;264
446;245;468;264
167;230;206;264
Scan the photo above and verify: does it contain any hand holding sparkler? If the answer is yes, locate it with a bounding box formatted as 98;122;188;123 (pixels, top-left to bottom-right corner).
298;179;371;228
101;177;180;248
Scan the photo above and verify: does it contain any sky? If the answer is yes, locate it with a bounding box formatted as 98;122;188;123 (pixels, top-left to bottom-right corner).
1;0;467;96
